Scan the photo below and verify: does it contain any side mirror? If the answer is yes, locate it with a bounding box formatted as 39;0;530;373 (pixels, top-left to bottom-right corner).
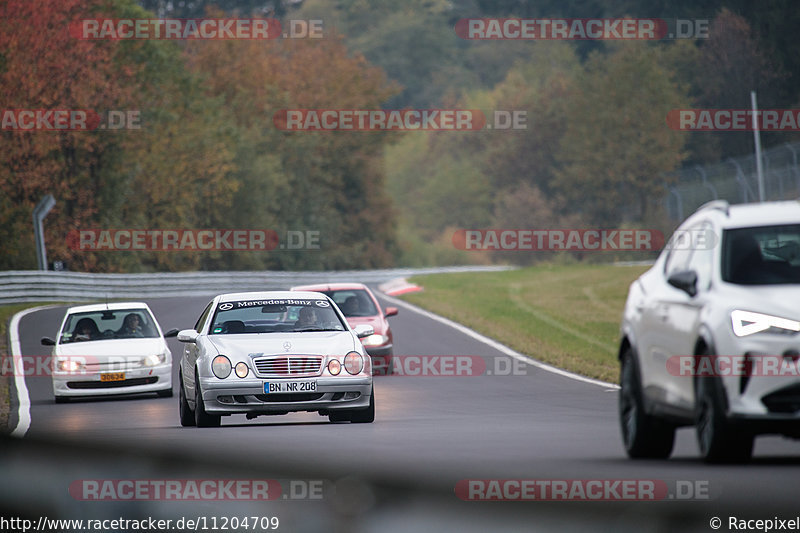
667;269;698;297
177;329;200;343
384;307;398;318
163;328;179;338
41;337;56;346
353;324;375;339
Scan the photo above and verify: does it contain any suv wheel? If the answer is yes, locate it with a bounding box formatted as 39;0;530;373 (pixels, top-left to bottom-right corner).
695;362;754;463
619;347;675;459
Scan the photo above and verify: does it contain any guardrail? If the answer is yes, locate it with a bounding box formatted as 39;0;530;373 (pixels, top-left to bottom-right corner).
0;266;511;305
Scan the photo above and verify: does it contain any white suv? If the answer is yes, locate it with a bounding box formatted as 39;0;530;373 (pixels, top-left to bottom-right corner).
619;200;800;462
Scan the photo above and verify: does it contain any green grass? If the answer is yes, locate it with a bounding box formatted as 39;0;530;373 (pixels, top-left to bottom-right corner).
0;302;63;433
402;263;650;383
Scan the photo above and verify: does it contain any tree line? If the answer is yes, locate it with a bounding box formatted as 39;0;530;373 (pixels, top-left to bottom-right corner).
2;0;798;270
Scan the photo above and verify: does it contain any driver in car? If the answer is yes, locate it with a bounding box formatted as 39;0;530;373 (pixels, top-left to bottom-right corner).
295;307;319;328
73;317;99;341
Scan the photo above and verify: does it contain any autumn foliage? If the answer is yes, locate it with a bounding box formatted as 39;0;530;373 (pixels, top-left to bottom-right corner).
0;0;399;271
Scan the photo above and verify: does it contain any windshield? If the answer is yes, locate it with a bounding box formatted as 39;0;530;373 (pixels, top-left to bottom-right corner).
209;298;346;334
320;289;378;317
60;308;159;343
722;225;800;285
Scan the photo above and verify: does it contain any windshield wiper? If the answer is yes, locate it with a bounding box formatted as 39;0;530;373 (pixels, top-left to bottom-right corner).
291;327;344;332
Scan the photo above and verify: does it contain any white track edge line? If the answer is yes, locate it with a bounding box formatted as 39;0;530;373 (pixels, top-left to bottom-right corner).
8;305;59;437
379;292;620;390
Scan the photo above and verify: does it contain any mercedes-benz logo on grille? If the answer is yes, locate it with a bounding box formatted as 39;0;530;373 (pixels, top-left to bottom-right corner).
283;341;291;352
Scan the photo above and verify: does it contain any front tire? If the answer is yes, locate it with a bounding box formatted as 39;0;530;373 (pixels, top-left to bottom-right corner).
695;371;754;463
194;374;220;428
328;411;350;422
157;387;173;398
328;387;375;423
350;388;375;424
619;347;675;459
179;372;195;427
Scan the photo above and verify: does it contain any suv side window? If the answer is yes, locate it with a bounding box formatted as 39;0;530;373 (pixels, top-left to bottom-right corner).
194;301;214;333
664;228;694;276
685;222;714;291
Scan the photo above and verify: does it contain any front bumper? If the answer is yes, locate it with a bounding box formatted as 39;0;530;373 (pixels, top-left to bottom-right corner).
714;333;800;420
728;410;800;437
52;363;172;397
199;376;372;415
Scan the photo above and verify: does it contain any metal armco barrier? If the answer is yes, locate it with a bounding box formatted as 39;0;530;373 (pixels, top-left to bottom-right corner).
0;266;511;304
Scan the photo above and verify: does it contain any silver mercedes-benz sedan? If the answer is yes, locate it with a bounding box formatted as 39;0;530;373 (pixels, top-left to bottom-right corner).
177;291;375;427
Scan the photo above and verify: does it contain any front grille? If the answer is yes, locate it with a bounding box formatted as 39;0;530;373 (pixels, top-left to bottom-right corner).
84;361;144;371
253;356;323;376
67;377;158;389
762;384;800;414
254;393;324;402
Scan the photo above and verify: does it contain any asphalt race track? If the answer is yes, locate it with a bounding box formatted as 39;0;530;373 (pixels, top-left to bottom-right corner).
5;288;800;532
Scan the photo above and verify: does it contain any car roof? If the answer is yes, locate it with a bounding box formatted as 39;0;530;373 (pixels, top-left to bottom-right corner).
290;283;369;291
217;290;328;302
66;302;150;313
688;200;800;230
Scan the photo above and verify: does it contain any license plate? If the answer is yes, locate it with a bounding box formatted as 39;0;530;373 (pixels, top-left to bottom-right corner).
264;381;316;394
101;372;125;382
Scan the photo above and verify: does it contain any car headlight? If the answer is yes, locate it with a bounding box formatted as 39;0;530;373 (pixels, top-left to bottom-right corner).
235;362;249;378
56;357;82;372
731;310;800;337
212;355;232;378
143;352;167;366
361;334;387;347
344;351;364;375
328;358;342;375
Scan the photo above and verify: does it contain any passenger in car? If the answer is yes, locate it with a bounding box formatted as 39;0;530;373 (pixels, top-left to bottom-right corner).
117;313;145;338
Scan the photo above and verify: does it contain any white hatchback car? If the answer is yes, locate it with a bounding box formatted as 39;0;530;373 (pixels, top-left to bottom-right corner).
176;291;375;427
619;200;800;462
41;302;176;402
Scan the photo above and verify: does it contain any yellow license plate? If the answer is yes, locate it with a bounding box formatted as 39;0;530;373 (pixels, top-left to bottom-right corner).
100;372;125;382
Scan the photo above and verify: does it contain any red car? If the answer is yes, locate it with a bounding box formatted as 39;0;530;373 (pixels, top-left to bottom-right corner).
290;283;397;358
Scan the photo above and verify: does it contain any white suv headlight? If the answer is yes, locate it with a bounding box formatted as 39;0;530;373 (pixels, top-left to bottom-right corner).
731;310;800;337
